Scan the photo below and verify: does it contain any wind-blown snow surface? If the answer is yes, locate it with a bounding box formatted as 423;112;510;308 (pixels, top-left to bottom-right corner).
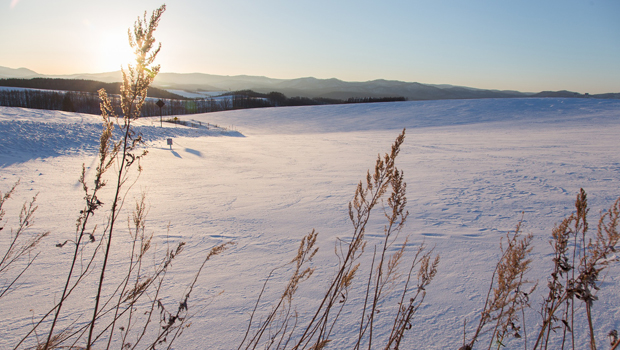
1;98;619;349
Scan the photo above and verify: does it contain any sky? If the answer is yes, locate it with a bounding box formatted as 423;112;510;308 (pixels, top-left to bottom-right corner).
1;0;619;93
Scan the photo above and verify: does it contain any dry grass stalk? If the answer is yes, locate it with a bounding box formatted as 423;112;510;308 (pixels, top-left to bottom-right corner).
385;243;439;350
148;241;234;349
0;181;49;299
85;6;165;348
464;221;534;350
238;230;319;350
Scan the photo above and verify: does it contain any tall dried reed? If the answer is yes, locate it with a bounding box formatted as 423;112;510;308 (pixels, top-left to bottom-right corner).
0;181;49;299
532;190;620;350
10;5;232;350
239;129;440;350
462;221;535;350
462;189;620;350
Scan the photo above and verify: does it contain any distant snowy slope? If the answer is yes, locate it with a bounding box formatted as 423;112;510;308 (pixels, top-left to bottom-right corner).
0;107;241;166
2;97;619;165
0;108;102;164
200;98;620;135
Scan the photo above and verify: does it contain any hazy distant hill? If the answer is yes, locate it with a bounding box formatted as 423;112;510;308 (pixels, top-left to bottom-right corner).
532;90;586;98
1;66;617;101
153;73;532;100
0;66;39;79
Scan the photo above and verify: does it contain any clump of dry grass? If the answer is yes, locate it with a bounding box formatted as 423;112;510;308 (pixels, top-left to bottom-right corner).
0;181;49;299
384;242;439;350
462;221;535;350
239;129;440;350
10;5;232;350
238;230;319;350
462;189;620;350
531;189;620;350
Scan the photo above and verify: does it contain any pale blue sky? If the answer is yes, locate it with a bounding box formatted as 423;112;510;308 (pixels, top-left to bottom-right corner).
2;0;619;93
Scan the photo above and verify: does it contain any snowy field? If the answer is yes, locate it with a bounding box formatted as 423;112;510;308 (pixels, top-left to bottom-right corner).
1;98;619;349
164;89;231;99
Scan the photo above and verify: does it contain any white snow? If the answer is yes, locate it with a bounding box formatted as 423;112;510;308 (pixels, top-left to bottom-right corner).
1;98;619;349
0;86;66;93
164;89;230;99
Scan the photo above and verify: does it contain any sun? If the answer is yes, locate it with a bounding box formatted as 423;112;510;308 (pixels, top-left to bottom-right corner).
95;31;136;72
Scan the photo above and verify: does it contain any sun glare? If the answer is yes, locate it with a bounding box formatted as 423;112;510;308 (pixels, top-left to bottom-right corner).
96;32;135;72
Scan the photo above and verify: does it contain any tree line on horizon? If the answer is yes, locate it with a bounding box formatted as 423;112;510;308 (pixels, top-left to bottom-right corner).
229;90;406;108
0;78;184;99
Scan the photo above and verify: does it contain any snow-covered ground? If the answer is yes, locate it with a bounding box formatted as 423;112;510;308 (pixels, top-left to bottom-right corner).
1;98;619;349
164;89;230;99
0;86;65;93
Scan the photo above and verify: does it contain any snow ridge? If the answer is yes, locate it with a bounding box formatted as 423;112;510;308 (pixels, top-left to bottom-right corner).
0;106;242;166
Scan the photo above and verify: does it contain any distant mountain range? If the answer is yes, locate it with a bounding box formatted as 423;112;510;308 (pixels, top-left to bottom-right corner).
1;66;618;101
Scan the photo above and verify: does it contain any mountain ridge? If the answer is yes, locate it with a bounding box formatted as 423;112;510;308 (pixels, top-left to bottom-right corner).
1;66;617;101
